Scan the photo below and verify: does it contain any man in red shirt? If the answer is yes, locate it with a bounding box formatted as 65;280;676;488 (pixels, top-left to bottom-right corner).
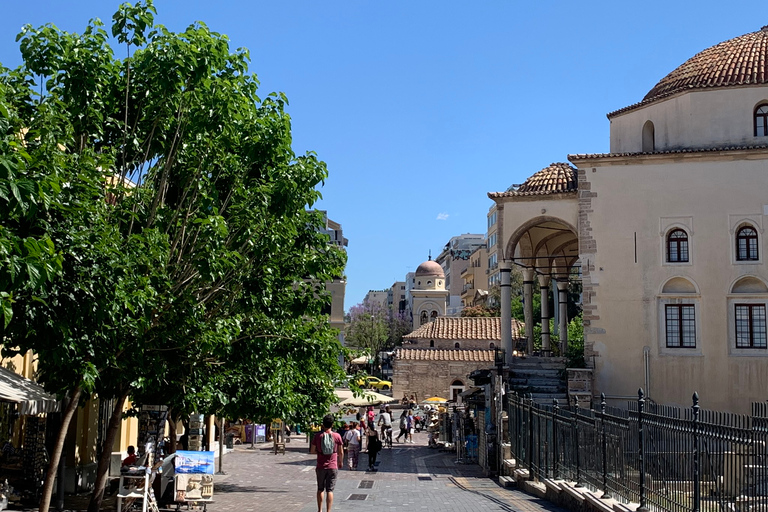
310;414;344;512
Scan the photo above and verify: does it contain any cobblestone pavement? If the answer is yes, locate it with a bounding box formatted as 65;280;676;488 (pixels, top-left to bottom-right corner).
210;431;568;512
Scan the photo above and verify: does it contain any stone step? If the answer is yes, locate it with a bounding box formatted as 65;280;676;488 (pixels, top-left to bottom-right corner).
509;377;565;387
499;475;516;488
510;384;566;394
511;368;562;379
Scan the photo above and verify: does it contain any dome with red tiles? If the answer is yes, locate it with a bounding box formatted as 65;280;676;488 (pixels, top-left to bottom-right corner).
643;26;768;104
488;162;577;199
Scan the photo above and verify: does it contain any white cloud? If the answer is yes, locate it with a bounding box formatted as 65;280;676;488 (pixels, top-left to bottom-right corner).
436;212;449;221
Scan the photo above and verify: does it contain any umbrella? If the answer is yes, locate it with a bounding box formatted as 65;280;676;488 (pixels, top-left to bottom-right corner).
337;389;396;407
422;396;448;404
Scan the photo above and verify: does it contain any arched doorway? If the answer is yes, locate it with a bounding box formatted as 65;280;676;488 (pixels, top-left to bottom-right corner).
450;379;465;402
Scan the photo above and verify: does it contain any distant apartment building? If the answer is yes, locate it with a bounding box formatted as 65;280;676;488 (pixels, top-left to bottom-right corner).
486;206;500;307
363;289;389;309
388;281;407;314
435;234;486;316
318;212;348;340
461;244;490;307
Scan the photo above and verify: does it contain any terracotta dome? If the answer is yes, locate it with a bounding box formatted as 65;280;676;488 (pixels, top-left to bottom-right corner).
488;162;577;199
415;259;444;277
643;26;768;104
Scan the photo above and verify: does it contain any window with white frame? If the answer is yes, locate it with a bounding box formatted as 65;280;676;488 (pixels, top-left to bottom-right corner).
665;304;696;348
487;232;497;249
666;229;689;263
658;277;700;354
728;276;768;354
487;211;497;229
736;225;759;261
735;304;767;348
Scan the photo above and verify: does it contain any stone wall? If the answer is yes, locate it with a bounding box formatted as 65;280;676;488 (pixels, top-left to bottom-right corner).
393;359;485;402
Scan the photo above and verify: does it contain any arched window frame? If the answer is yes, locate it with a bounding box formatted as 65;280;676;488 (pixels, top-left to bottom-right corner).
736;225;759;261
454;342;461;349
666;229;689;263
657;277;701;356
727;276;768;356
754;103;768;137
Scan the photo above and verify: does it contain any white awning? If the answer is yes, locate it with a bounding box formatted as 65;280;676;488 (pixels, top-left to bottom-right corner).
0;366;60;415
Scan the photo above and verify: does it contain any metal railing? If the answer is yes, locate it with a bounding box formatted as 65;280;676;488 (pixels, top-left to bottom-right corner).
507;391;768;512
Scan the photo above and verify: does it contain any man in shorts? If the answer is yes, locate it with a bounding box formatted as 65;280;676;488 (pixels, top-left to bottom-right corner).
310;414;344;512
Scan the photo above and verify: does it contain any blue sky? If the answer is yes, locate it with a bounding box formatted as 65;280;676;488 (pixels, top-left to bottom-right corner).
0;1;764;309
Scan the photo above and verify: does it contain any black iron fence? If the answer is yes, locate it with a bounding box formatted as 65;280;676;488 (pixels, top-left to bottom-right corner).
507;391;768;512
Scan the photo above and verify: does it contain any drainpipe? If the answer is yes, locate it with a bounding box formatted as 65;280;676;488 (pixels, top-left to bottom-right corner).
643;346;651;401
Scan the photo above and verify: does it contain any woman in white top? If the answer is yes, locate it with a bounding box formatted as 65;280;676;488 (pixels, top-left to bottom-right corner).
344;421;362;470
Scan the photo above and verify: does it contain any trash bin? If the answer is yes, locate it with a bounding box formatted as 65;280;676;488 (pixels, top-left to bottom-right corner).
225;433;234;449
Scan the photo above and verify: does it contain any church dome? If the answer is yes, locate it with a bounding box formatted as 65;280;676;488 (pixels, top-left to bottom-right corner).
643;26;768;104
415;259;444;277
488;162;577;198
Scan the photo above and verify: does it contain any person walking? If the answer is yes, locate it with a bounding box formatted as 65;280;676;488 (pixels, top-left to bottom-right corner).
344;422;362;470
366;429;382;471
395;410;407;443
406;410;415;443
310;414;344;512
377;405;392;439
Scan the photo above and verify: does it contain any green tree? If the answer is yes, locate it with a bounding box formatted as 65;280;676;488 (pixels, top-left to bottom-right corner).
0;2;347;510
346;301;389;370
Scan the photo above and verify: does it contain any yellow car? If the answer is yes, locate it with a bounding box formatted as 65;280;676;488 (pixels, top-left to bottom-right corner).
356;376;392;390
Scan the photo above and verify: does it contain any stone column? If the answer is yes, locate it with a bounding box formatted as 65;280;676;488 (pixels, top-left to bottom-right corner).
522;268;536;355
538;275;551;354
499;261;513;365
557;280;569;356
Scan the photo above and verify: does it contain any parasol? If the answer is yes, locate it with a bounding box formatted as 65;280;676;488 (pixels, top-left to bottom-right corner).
422;396;448;404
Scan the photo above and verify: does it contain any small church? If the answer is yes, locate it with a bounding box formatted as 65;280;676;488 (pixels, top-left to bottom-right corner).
394;256;525;402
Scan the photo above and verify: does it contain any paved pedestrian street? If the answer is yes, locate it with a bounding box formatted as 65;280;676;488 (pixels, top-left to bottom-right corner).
211;432;568;512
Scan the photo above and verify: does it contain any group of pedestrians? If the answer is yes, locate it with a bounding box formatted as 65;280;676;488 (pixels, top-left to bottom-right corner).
395;409;416;443
311;406;423;512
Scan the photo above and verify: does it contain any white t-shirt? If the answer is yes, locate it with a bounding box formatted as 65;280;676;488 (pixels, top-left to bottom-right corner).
378;412;392;427
344;428;361;446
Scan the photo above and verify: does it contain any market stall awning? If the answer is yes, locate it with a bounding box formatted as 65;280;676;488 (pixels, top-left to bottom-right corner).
333;388;395;407
0;366;60;415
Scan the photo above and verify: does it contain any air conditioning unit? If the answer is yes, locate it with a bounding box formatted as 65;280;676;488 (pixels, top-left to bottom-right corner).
485;269;490;274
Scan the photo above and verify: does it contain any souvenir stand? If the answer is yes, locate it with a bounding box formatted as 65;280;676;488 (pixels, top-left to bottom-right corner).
270;419;285;455
117;439;162;512
157;450;214;511
0;368;60;508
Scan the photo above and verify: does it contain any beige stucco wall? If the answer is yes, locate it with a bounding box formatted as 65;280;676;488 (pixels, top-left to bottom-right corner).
610;87;768;153
577;152;768;413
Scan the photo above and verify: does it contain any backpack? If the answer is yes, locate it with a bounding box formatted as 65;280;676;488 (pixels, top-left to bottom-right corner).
320;432;336;455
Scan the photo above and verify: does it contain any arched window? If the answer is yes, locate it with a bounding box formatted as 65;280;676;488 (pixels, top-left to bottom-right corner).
431;311;438;320
642;120;655;152
730;277;768;350
736;226;759;261
667;229;689;262
429;340;434;347
489;342;495;349
454;342;460;349
420;311;428;325
755;104;768;136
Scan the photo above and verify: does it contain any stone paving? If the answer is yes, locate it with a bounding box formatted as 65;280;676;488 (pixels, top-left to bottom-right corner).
210;431;569;512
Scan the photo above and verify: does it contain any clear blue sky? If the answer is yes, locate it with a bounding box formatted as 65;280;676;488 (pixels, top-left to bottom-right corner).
0;1;763;309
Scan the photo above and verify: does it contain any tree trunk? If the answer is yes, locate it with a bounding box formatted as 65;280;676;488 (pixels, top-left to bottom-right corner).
87;390;129;512
39;386;82;512
167;410;177;454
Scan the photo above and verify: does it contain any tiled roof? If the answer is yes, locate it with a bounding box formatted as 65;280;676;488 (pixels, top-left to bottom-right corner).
568;144;768;161
609;26;768;118
403;316;524;341
488;163;577;199
395;348;496;362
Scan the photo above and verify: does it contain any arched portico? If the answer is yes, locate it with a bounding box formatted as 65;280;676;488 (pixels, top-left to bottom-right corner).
488;162;580;364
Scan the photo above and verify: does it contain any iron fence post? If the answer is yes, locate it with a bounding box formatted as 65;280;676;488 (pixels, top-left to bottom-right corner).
553;398;559;480
601;393;611;499
692;392;700;512
638;388;649;512
528;393;534;481
574;395;583;487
